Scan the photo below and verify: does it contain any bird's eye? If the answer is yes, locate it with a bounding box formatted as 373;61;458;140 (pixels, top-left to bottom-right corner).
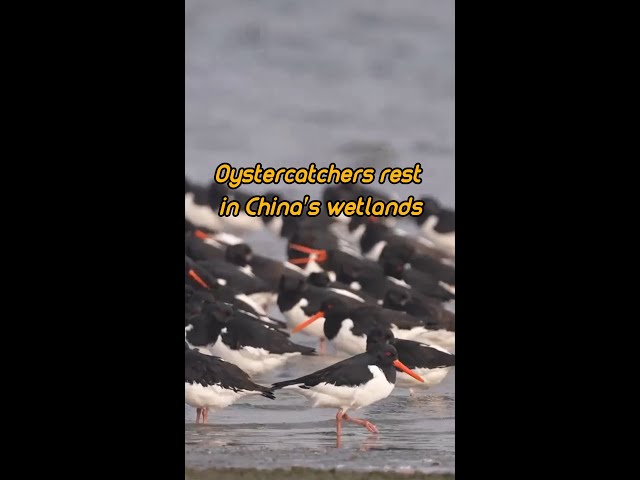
385;351;392;356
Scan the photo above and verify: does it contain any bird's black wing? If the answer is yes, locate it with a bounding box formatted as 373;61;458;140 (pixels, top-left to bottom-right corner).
224;312;315;355
272;353;374;389
185;349;274;398
393;339;455;369
434;211;455;234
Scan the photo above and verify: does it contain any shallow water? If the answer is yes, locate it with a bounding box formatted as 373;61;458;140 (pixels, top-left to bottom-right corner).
185;368;454;474
185;0;455;474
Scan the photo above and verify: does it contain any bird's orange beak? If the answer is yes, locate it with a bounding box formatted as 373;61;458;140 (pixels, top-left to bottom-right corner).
194;230;209;240
291;311;325;334
188;269;210;289
393;360;425;383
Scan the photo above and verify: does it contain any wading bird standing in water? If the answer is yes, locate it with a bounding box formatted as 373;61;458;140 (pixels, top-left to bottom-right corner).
185;343;275;423
271;343;424;446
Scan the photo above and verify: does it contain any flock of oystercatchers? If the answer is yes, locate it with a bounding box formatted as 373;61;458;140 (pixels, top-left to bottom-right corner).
185;177;455;439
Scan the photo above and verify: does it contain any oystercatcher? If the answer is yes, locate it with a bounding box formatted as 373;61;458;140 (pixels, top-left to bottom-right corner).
414;196;455;258
185;342;275;424
277;275;368;353
217;240;308;287
272;343;423;444
381;255;455;301
185;283;286;329
185;178;264;234
382;289;455;334
358;219;448;262
184;228;248;264
185;256;277;323
185;178;225;233
379;243;455;288
291;296;452;355
366;328;455;390
192;255;276;311
306;272;379;305
185;300;315;377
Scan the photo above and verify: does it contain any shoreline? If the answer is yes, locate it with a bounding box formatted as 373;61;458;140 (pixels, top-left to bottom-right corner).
185;467;455;480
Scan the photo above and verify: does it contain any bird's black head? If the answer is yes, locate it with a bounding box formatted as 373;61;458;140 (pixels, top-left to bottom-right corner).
379;242;415;265
335;258;363;283
382;288;411;310
381;256;405;279
207;182;229;209
279;274;307;295
277;274;311;313
319;296;349;317
225;243;253;267
307;271;331;287
347;215;368;232
366;327;395;351
360;221;390;254
422;196;441;214
414;196;441;225
311;296;351;339
372;344;399;365
201;301;234;325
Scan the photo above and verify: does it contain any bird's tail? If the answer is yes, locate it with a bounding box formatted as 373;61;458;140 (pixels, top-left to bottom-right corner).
253;383;276;399
261;389;276;400
271;378;303;390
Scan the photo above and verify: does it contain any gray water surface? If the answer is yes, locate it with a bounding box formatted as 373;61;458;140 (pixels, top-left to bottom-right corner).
185;0;455;474
185;352;455;474
185;0;455;206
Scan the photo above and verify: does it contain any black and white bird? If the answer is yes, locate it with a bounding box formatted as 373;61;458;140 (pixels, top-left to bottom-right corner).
276;275;368;353
366;328;455;390
382;289;455;345
185;256;278;324
272;343;423;442
414;196;455;258
292;297;453;355
185;178;264;234
381;255;455;301
185;300;315;377
185;342;275;424
379;243;455;289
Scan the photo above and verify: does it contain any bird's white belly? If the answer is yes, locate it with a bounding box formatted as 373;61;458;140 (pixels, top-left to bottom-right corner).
185;193;224;231
184;382;246;410
220;211;263;234
395;367;451;388
209;337;299;377
391;327;455;352
291;365;394;412
266;216;284;236
283;299;326;338
330;320;366;356
235;293;267;316
421;217;455;257
246;291;277;311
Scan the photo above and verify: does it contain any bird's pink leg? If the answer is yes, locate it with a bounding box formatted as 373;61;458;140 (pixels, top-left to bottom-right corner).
336;409;344;447
342;413;379;434
318;338;327;355
196;408;202;424
202;407;209;423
